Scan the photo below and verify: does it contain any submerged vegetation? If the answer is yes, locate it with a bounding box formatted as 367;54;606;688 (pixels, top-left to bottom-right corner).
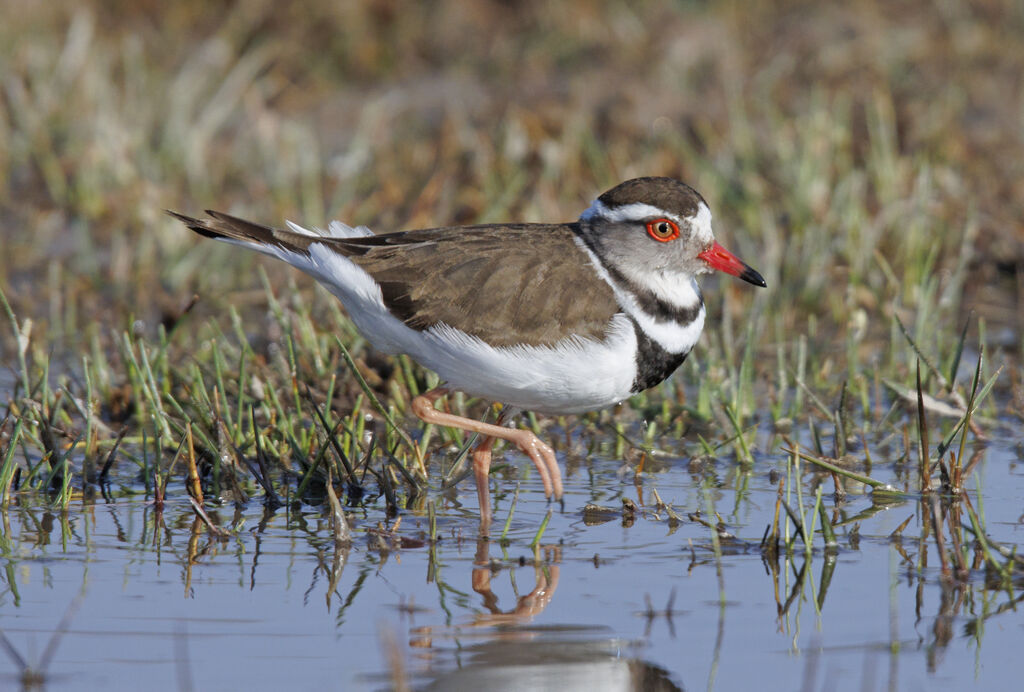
0;0;1023;688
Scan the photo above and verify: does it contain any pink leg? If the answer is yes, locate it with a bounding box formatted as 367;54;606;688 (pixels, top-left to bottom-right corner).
411;388;563;530
472;434;496;533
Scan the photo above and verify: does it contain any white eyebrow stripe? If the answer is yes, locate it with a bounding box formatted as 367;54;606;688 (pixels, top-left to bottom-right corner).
690;202;713;245
579;200;684;226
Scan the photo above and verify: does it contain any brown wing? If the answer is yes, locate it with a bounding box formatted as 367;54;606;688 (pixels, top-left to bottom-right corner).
334;224;621;348
168;211;621;348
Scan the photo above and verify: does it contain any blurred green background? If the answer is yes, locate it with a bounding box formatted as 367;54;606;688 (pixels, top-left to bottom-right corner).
1;0;1022;366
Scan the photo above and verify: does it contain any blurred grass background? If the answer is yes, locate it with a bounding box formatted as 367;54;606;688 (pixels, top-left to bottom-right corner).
1;5;1023;681
1;0;1022;416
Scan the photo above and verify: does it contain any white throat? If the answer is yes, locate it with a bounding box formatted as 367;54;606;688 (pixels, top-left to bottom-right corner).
571;236;706;355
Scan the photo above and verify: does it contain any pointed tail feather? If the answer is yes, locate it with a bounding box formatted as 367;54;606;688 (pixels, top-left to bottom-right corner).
166;210;316;256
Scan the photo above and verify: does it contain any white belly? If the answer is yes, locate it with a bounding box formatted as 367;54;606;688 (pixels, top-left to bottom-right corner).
413;316;639;414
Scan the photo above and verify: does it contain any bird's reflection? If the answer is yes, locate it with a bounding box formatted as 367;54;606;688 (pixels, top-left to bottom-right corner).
408;537;681;692
470;538;560;626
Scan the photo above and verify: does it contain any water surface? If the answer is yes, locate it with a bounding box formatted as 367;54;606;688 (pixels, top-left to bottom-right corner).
0;433;1021;691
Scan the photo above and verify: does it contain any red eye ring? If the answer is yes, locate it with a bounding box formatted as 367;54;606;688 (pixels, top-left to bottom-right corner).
646;218;680;242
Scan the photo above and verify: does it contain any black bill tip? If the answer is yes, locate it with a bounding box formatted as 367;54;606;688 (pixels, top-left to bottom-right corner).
740;265;767;288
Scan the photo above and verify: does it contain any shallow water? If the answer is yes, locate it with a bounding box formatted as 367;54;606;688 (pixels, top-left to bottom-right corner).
0;431;1021;691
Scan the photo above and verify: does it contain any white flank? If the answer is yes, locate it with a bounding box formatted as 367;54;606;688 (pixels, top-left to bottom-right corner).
420;317;638;414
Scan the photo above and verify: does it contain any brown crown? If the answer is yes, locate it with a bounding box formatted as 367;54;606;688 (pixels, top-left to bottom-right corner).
597;177;706;218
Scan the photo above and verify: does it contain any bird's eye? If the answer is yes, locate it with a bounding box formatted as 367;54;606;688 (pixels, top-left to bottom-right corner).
646;218;680;242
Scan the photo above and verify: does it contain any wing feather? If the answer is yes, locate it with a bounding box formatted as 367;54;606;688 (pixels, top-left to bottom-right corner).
338;224;620;347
